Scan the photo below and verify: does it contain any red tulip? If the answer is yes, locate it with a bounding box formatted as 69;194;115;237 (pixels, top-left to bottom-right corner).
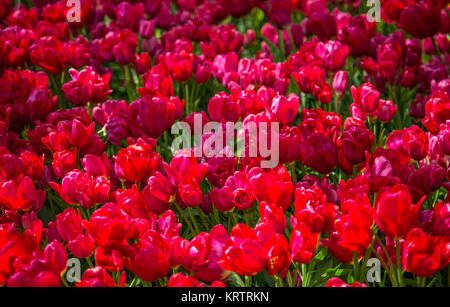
114;139;160;183
403;125;429;161
19;151;44;181
83;203;129;247
183;225;230;282
0;175;45;212
326;277;367;287
195;62;212;84
112;41;135;66
208;92;241;123
351;82;380;114
29;36;65;74
293;186;339;233
423;90;450;135
168;273;204;287
63;67;112;106
56;208;94;258
8;241;67;287
164;150;208;208
114;2;144;32
204;154;237;188
25;89;58;122
50;170;110;209
129;96;184;139
264;233;291;277
397;1;442;39
338;124;374;165
333;70;348;96
433;202;450;236
302;133;337;174
139;20;156;39
260;0;295;28
259;201;287;233
216;0;252;18
267;94;300;127
160;50;194;83
290;222;319;264
209;24;244;54
333;204;374;252
56;208;83;242
81;153;111;178
339;15;375;57
77;267;125;287
248;166;293;210
306;12;337;41
130;231;171;282
52;149;78;179
315;41;349;72
402;228;441;277
376;99;397;123
138;70;174;98
219;224;267;276
375;184;424;239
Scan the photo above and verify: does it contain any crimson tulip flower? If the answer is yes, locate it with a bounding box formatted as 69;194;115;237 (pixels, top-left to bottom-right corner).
402;228;442;277
375;184;424;239
183;225;230;282
290;222;319;264
219;224;267;276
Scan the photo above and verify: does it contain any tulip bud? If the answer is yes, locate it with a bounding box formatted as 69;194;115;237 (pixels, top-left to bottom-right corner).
139;20;156;39
333;71;348;96
376;99;397;123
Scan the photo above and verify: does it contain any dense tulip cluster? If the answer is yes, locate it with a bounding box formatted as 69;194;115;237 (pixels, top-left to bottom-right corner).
0;0;449;288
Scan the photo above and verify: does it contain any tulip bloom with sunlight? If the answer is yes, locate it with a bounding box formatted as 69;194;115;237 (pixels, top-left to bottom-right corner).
0;0;449;288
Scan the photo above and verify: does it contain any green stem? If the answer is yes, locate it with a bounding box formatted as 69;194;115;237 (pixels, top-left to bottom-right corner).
359;236;375;282
243;211;251;227
124;65;136;102
184;82;190;116
86;256;94;268
173;202;196;235
245;275;252;287
187;207;200;234
301;263;308;287
334;94;341;115
353;251;360;282
62;276;69;287
395;238;404;287
79;207;89;220
87;101;93;119
49;73;65;109
289;162;297;184
129;276;138;287
370;245;396;286
213;206;221;225
198;208;210;231
231;211;239;226
278;28;285;62
287;27;297;53
375;233;398;287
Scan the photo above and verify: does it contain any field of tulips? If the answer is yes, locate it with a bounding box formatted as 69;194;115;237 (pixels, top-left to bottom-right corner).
0;0;449;289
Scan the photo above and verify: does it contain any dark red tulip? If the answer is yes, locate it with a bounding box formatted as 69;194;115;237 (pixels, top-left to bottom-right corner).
403;125;429;161
338;124;374;165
